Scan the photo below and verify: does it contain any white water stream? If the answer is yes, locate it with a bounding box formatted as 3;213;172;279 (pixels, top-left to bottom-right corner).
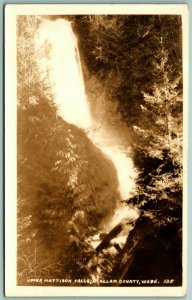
35;19;139;232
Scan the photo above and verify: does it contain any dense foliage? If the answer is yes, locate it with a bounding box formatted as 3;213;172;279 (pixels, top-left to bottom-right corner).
74;15;183;284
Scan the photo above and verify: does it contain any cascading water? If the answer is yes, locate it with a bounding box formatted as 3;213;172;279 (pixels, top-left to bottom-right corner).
36;19;92;129
35;18;139;233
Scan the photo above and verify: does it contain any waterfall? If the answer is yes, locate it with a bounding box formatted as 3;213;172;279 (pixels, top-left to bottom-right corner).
35;19;139;229
35;19;92;129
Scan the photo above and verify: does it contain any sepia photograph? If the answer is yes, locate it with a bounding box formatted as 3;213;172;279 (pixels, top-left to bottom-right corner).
5;4;189;297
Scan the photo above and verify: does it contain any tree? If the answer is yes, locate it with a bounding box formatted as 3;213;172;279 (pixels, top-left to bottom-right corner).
74;15;183;283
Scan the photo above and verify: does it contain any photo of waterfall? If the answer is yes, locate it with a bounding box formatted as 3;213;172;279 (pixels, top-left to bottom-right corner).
5;4;189;297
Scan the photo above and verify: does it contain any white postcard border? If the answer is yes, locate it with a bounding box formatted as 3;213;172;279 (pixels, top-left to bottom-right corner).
5;4;189;297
